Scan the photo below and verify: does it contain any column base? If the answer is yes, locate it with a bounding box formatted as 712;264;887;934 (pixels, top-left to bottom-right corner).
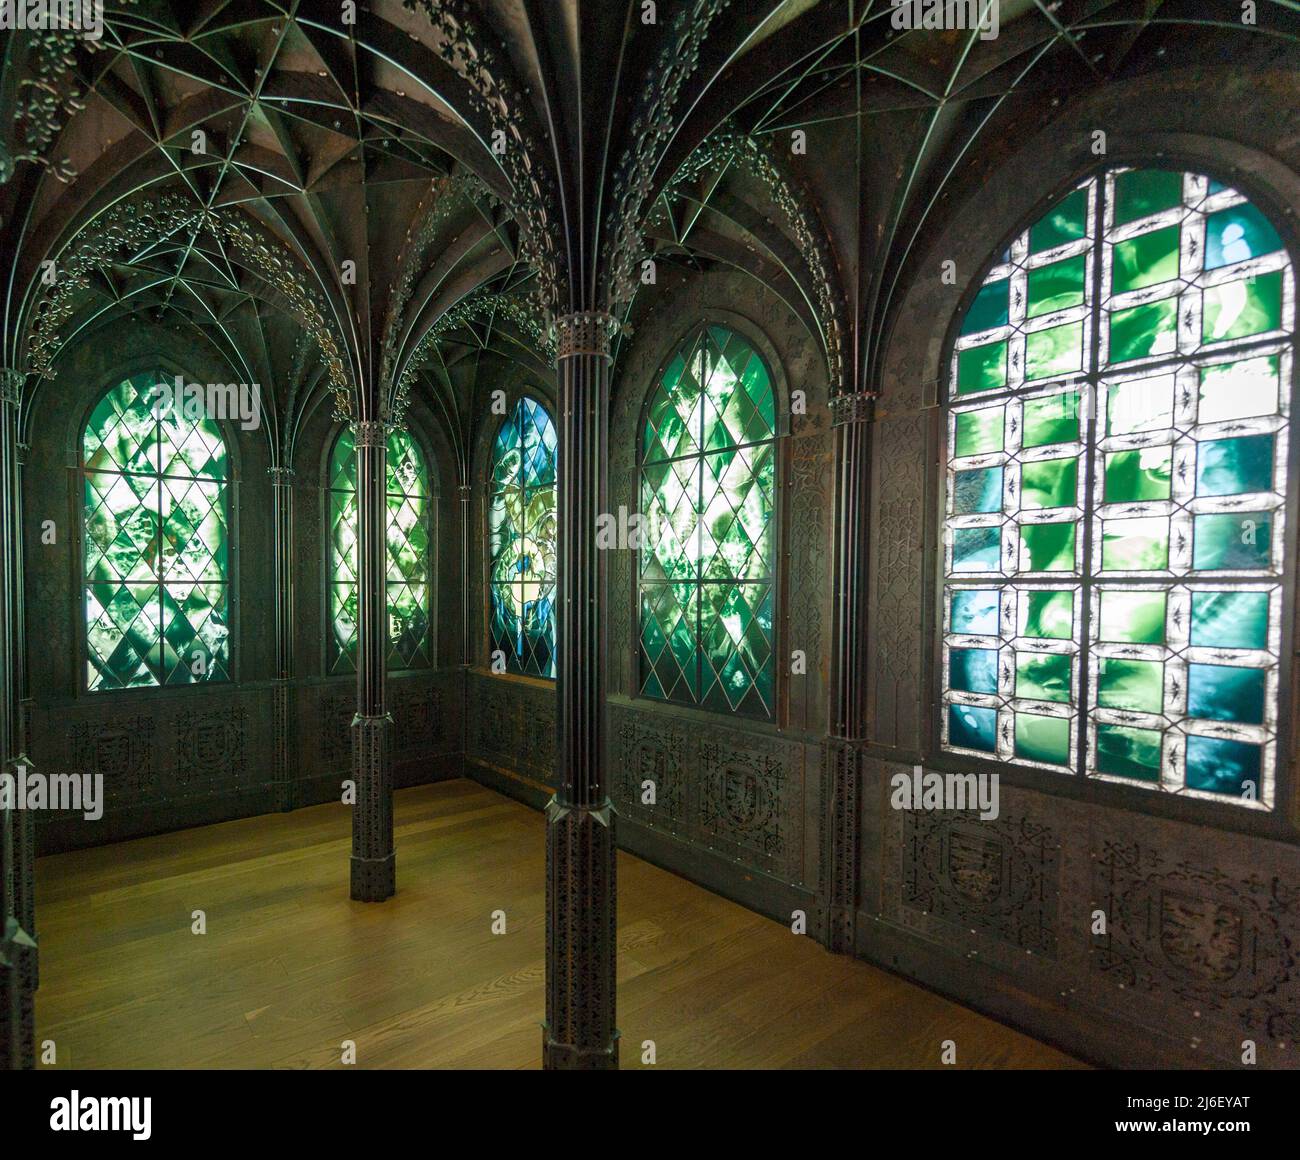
544;798;618;1070
541;1025;620;1070
350;853;395;902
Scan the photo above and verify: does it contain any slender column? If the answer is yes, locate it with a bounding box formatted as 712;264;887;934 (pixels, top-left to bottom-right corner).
350;420;394;902
543;312;618;1070
823;390;875;955
0;368;36;1070
270;467;296;812
457;483;471;665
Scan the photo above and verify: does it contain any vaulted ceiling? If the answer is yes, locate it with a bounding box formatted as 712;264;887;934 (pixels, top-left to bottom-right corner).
3;0;1296;472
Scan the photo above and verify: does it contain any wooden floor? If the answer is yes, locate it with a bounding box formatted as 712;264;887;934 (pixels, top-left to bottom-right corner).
34;779;1083;1069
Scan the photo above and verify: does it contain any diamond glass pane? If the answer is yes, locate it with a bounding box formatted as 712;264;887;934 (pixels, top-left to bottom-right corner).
639;326;777;717
83;372;229;690
944;168;1294;810
489;398;557;678
328;426;434;673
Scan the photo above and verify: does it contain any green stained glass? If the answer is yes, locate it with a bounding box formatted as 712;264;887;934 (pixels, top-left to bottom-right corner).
1027;256;1086;319
1022;590;1073;639
1016;653;1071;703
489;398;557;678
83;373;229;690
1019;522;1075;572
1103;446;1172;503
944;167;1292;805
1113;168;1183;225
1108;376;1173;434
1101;516;1169;571
1205;203;1282;269
1109;298;1177;362
640;326;776;717
1022;392;1078;448
329;426;435;674
961;278;1009;336
954;406;1004;456
1098;590;1166;644
1014;713;1070;765
1095;725;1162;781
1097;658;1164;713
1025;322;1083;381
956;341;1007;394
1190;591;1268;649
1112;225;1180;293
1203;271;1283;342
1021;457;1077;509
1029;187;1088;254
1198;355;1279;423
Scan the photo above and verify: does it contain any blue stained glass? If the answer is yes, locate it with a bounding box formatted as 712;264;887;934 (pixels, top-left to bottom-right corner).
1189;591;1269;649
1186;735;1261;797
1204;203;1283;270
1196;434;1274;497
953;466;1004;514
1192;512;1272;570
951;589;999;635
1187;664;1265;724
950;648;998;694
952;526;1002;572
949;704;997;752
490;398;558;678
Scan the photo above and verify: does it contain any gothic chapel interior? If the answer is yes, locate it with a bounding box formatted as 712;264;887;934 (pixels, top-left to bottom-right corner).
2;0;1300;1076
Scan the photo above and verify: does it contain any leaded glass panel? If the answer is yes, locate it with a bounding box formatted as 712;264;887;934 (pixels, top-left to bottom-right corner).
488;398;557;678
83;372;229;689
328;426;433;673
943;168;1294;809
639;325;777;718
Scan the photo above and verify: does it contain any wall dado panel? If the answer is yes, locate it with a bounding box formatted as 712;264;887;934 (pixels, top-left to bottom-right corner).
863;56;1300;1069
29;670;464;851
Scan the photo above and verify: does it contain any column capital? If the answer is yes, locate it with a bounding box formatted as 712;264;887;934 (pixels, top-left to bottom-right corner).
0;368;23;404
457;483;472;500
15;443;30;465
268;465;295;481
554;311;617;362
829;390;877;427
352;419;390;448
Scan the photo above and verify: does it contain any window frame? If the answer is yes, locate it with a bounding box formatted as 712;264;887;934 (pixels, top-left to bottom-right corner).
926;156;1300;838
632;317;786;724
76;363;239;695
322;421;438;676
483;388;559;683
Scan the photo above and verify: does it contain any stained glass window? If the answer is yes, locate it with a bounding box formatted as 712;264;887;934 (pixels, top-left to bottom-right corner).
328;426;433;673
943;167;1294;810
83;372;229;689
488;397;557;678
639;325;777;717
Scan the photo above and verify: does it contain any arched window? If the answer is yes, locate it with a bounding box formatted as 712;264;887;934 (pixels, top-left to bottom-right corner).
488;397;557;678
82;371;230;689
327;426;433;673
639;324;777;718
942;166;1294;809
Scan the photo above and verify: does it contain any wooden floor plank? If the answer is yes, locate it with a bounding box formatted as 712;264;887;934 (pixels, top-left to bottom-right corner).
33;779;1084;1070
